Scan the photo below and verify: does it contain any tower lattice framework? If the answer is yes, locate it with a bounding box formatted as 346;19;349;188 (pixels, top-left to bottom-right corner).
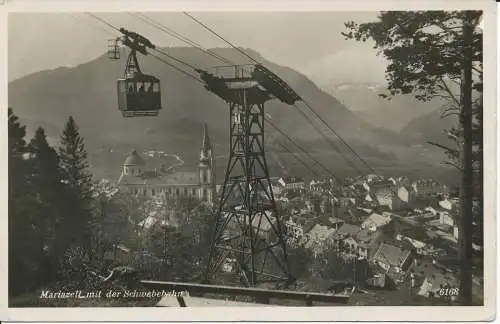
203;67;294;287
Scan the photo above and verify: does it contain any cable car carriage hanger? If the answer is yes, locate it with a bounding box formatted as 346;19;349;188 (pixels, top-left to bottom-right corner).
109;28;162;118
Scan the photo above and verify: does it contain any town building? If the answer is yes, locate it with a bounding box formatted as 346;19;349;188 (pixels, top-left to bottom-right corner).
412;179;448;200
414;258;459;299
370;242;414;285
361;212;392;232
278;176;306;191
397;185;415;204
309;177;335;193
270;177;285;197
117;124;216;205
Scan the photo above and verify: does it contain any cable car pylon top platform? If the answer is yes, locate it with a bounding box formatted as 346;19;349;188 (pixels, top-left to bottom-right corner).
196;64;302;106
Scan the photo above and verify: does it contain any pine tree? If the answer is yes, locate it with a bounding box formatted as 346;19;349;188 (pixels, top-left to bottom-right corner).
27;127;64;283
58;116;94;259
8;108;38;296
343;10;483;305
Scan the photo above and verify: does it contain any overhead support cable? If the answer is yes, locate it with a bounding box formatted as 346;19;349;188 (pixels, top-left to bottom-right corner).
265;118;341;183
85;12;121;33
149;52;204;84
272;139;321;178
131;12;235;66
183;12;259;64
183;11;377;176
299;98;378;175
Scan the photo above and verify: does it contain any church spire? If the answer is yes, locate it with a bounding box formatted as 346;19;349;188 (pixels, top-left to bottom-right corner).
200;123;212;166
202;122;211;152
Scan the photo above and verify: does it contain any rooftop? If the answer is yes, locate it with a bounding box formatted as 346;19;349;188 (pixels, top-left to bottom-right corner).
123;150;146;166
334;223;361;238
361;213;392;229
371;242;412;267
119;171;199;186
280;176;305;183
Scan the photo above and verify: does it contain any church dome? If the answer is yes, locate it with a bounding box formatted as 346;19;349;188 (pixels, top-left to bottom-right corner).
123;150;145;166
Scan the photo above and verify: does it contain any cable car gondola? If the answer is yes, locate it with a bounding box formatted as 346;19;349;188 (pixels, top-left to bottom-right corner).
110;28;162;118
117;72;161;118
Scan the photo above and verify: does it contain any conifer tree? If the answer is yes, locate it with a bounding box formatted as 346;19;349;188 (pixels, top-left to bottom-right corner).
8;108;37;295
58;116;94;259
27;127;64;282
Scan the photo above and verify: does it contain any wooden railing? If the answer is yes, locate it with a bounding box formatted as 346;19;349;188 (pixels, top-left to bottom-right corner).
140;280;350;306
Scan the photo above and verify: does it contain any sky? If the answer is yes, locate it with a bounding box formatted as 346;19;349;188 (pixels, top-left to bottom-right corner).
8;12;388;87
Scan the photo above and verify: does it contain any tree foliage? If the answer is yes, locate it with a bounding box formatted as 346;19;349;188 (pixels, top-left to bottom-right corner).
58;116;94;255
8;108;35;295
26;127;65;282
343;10;483;305
140;196;214;281
343;11;482;102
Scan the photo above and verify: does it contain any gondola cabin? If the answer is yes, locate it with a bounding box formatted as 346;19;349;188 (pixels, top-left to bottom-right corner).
117;73;162;117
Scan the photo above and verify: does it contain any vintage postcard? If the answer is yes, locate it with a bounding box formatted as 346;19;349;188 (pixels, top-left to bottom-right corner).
1;0;496;321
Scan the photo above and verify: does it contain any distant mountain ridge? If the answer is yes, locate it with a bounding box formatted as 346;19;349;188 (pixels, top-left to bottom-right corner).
9;47;411;149
8;46;455;181
327;82;444;132
402;109;458;146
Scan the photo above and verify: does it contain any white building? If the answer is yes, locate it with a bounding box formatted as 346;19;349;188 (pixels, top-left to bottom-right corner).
412;179;448;199
278;176;306;191
361;213;392;231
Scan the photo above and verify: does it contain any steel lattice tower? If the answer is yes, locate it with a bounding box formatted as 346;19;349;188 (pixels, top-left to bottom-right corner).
198;65;301;288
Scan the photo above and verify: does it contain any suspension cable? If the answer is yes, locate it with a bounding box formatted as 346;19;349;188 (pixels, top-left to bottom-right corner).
73;13;119;37
266;118;341;183
87;12;203;74
272;139;321;178
85;12;121;33
183;12;259;64
88;12;371;181
149;52;204;84
183;11;376;176
152;47;200;71
300;98;378;175
131;12;234;66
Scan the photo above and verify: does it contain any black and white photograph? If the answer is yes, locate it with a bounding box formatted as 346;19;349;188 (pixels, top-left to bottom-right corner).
3;0;496;321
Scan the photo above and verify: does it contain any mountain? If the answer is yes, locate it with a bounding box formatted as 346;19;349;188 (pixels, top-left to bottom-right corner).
8;47;452;181
327;83;443;132
402;109;459;146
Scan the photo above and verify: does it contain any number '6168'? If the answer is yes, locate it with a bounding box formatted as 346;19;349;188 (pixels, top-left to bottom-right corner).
439;288;459;296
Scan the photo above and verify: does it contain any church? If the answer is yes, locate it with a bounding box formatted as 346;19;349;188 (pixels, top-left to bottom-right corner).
117;124;216;205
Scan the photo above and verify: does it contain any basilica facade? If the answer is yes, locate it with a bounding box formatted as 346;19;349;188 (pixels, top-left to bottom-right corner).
117;124;216;205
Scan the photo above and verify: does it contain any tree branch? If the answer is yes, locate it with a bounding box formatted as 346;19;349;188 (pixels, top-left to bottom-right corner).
438;77;461;107
442;111;461;118
427;141;458;154
442;161;463;172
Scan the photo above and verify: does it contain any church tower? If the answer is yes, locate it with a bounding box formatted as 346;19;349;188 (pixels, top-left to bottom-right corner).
199;123;215;204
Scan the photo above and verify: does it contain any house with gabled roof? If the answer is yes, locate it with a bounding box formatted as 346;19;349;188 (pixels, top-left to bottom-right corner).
370;242;413;274
361;212;392;231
